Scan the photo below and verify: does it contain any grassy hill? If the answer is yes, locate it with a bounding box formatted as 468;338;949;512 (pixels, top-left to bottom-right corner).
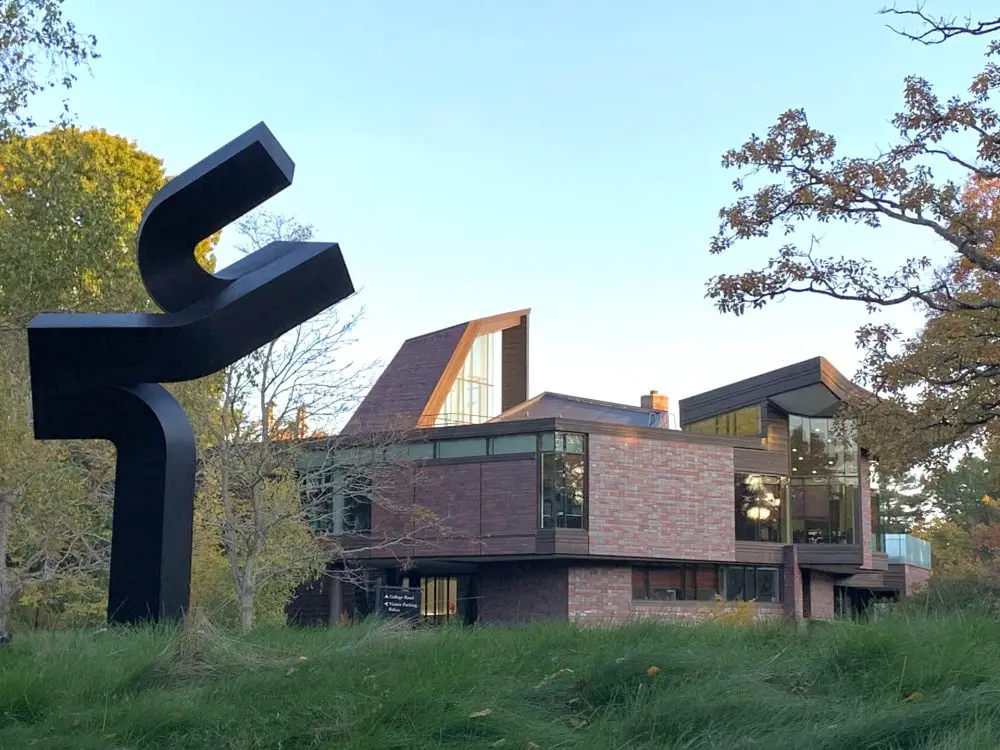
1;607;999;749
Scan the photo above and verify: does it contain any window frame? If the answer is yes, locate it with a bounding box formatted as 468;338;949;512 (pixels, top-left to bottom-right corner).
685;405;763;438
539;432;588;530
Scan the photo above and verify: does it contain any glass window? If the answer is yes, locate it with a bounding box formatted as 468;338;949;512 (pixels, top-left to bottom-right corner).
541;452;585;528
788;415;859;544
302;468;371;534
490;434;537;455
539;433;588;529
434;333;498;426
632;565;720;601
734;473;785;542
437;438;488;458
719;565;781;602
420;577;459;619
560;432;586;454
755;567;780;603
407;442;435;460
686;405;761;437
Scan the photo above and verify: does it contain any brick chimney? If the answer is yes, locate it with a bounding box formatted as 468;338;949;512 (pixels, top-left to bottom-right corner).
264;401;276;437
641;390;669;412
295;405;308;438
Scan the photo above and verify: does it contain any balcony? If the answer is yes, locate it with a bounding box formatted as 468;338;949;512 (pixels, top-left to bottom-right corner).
884;534;931;569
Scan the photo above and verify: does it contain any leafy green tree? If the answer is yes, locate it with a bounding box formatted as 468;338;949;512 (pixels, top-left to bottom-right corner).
705;6;1000;477
0;127;218;629
876;475;931;534
0;0;98;137
923;454;1000;530
914;520;977;579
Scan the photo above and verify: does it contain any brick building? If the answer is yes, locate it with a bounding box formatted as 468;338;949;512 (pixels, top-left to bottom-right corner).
287;310;932;626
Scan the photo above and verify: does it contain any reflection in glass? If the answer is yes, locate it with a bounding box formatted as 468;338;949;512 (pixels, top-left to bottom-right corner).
788;416;859;544
735;473;785;542
540;433;587;528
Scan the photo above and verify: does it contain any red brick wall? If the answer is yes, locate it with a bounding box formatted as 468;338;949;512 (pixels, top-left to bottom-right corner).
370;458;538;557
903;564;931;595
477;562;568;623
587;434;735;561
809;573;835;620
859;454;873;569
567;565;632;624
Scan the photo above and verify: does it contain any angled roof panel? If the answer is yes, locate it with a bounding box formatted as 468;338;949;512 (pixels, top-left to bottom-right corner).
678;356;868;425
340;309;529;436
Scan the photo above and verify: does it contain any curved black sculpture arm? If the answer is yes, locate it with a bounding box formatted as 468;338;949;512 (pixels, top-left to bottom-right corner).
137;122;295;313
26;122;356;625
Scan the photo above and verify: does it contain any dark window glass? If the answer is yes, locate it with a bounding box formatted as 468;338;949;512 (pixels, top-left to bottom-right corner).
686;405;761;437
540;434;587;529
734;473;785;542
302;469;371;534
755;567;780;603
631;565;720;601
719;565;782;602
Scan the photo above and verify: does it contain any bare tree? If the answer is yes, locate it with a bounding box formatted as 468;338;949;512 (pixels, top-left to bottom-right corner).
200;213;445;630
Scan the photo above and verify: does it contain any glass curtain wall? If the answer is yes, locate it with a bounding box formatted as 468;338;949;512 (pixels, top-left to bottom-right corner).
788;416;859;543
435;332;497;426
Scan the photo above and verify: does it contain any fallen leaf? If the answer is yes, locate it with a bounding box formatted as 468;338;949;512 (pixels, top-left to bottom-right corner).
286;666;299;676
490;740;506;748
568;716;588;728
905;691;922;701
297;656;308;662
469;708;492;718
535;667;574;688
646;665;660;677
525;743;540;750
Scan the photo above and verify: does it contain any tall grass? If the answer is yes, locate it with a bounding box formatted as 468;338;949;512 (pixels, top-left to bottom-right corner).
2;609;1000;749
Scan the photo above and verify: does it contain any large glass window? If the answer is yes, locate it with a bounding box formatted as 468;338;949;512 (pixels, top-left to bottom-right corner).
721;566;781;603
735;473;786;542
434;332;499;426
788;416;859;544
633;565;781;603
632;565;720;601
686;405;762;437
540;432;586;529
302;468;372;535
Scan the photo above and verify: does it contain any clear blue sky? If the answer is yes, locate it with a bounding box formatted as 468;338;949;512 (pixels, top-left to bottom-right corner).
53;0;995;416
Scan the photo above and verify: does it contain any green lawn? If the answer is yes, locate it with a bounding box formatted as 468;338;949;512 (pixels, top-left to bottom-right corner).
2;609;1000;749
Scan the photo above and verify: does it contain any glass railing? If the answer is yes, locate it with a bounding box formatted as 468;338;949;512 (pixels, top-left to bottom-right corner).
883;533;931;569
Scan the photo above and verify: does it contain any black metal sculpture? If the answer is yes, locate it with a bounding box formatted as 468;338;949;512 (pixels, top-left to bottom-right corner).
26;123;355;624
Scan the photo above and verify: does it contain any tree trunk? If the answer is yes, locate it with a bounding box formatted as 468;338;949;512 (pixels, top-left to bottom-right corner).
237;585;254;632
0;489;19;631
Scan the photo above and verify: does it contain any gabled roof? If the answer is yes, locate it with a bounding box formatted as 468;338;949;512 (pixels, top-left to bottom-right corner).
678;356;870;425
490;392;673;429
340;309;529;436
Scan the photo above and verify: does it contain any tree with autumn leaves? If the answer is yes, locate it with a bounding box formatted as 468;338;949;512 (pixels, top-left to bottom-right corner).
708;6;1000;583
